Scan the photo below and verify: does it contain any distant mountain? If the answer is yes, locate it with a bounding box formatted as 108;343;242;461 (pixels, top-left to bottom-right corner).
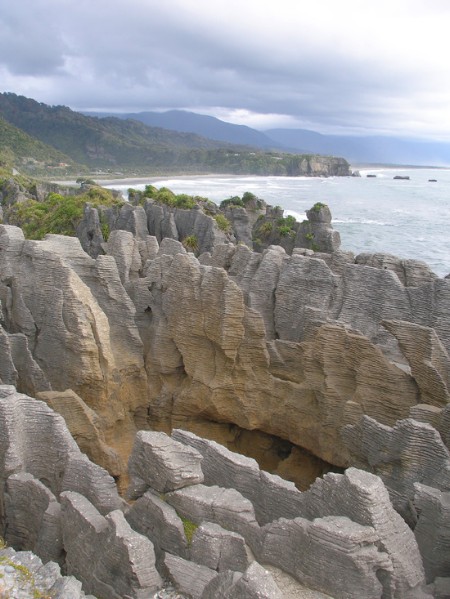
0;93;351;177
84;108;450;166
264;128;450;167
83;109;279;149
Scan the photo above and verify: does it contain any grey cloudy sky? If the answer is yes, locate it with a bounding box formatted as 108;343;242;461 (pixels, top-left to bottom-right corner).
1;0;450;139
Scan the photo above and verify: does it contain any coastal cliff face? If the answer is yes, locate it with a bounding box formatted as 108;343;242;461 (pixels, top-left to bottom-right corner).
0;197;449;596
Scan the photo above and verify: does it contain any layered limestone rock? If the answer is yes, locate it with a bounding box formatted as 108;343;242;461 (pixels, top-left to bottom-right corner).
0;385;123;519
129;428;429;598
61;491;162;598
36;388;122;475
295;203;341;253
0;388;437;598
1;218;449;486
342;415;450;523
139;243;448;469
1;194;448;597
143;199;233;254
0;224;148;480
251;203;341;255
127;430;204;497
0;546;94;599
414;484;450;584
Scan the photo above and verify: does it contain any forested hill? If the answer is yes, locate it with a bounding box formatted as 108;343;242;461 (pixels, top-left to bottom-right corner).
0;93;351;177
0;117;76;168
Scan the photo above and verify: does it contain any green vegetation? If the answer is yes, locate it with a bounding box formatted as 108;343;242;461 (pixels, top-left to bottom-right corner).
259;221;273;234
98;212;110;241
0;538;51;598
220;196;244;209
134;186;198;209
172;194;197;209
214;213;231;232
219;191;264;211
312;202;327;212
182;234;199;253
276;214;297;237
278;225;294;237
0;116;75;174
180;515;198;545
6;186;123;240
76;177;97;186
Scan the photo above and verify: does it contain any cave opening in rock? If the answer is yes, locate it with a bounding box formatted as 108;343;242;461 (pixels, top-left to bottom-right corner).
163;419;343;491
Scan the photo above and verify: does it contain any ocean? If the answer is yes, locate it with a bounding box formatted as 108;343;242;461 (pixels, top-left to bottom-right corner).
103;167;450;277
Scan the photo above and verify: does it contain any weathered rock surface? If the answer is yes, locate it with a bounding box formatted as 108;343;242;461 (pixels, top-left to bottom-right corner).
343;416;450;522
414;484;450;583
172;429;305;525
1;211;449;483
260;468;427;598
165;484;261;549
355;252;438;287
4;472;63;564
0;546;93;599
201;561;283;599
125;490;189;559
190;521;250;573
0;385;122;515
0;225;147;481
296;204;341;253
0;197;449;598
37;388;121;475
162;553;216;598
127;430;204;497
0;387;438;598
144;199;233;254
263;515;389;599
61;491;162;598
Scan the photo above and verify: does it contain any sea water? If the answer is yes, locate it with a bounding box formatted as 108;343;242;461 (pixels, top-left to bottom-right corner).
104;167;450;277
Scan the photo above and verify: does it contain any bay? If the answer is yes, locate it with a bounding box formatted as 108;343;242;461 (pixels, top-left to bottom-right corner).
103;167;450;277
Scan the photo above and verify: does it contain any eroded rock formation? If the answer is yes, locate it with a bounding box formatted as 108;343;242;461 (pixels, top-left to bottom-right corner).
0;198;449;596
0;213;449;484
0;389;435;598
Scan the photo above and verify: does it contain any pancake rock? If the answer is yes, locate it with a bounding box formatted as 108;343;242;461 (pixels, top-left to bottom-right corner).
1;211;449;487
0;224;148;479
0;388;437;598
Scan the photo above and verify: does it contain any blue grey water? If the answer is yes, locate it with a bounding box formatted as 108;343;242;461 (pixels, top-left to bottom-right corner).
104;168;450;277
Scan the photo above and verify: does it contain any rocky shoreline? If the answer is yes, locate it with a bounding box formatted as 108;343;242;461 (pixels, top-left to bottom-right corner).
0;178;449;597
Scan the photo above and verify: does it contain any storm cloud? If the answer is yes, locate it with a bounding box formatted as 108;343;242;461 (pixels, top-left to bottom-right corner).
1;0;449;139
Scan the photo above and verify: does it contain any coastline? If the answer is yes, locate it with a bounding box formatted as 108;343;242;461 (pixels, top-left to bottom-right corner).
52;173;247;187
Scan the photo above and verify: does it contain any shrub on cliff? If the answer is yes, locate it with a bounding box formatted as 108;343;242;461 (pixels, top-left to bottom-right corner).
6;186;123;240
214;213;232;232
182;234;199;253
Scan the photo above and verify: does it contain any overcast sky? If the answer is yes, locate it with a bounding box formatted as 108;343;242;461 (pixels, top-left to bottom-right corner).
1;0;450;139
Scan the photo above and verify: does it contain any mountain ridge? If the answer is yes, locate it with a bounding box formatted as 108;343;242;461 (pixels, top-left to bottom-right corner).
83;108;279;149
84;106;450;166
0;93;351;177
